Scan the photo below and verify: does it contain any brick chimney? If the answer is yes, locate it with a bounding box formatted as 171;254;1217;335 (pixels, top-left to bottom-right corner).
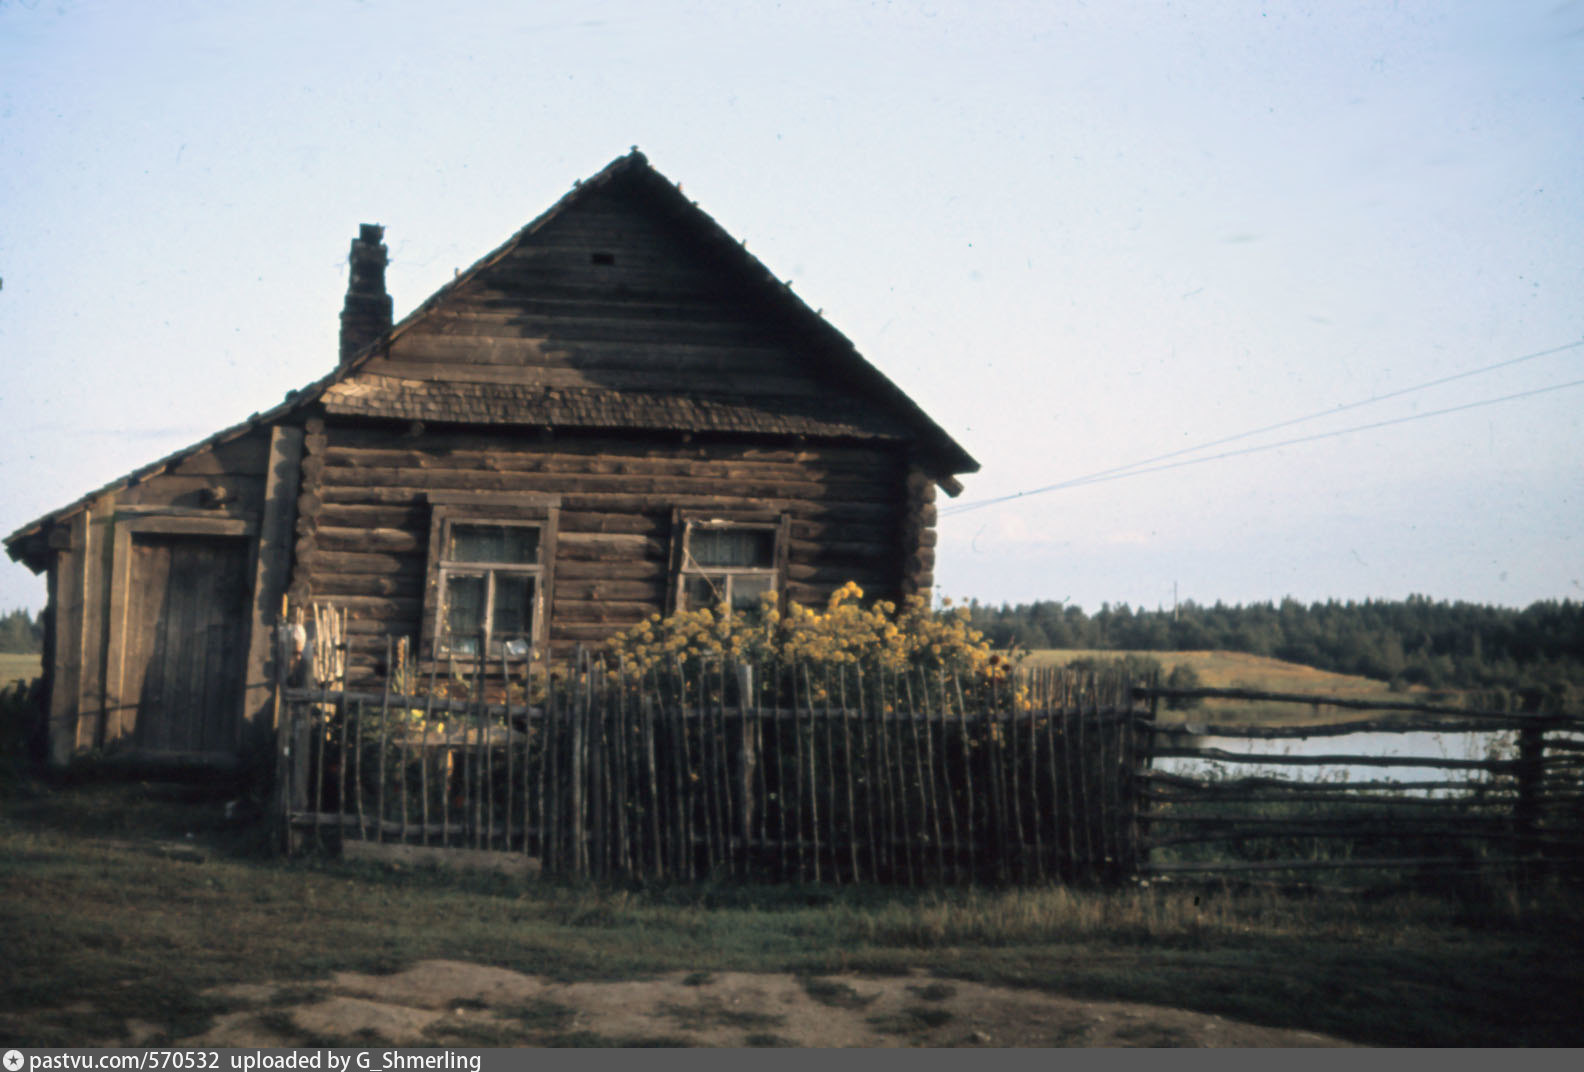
339;223;392;366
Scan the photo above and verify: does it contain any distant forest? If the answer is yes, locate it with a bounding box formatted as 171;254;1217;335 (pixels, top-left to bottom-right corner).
0;608;42;654
2;597;1579;709
968;596;1584;711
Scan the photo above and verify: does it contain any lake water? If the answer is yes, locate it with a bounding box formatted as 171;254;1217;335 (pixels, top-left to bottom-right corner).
1153;728;1520;790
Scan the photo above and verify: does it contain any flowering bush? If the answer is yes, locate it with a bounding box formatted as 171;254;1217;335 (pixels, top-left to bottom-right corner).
605;582;1013;684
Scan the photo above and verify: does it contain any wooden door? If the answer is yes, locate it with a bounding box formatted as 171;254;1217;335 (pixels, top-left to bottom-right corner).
123;534;250;758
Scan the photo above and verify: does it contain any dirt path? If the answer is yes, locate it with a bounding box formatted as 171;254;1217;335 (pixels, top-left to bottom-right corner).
107;961;1354;1047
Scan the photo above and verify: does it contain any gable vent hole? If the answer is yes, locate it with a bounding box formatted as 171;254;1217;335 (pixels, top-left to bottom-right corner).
591;251;616;266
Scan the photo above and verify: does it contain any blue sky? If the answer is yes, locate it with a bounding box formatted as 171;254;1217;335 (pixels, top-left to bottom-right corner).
2;0;1580;616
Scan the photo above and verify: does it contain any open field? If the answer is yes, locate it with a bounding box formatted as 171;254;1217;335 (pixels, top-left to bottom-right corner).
2;781;1582;1047
0;651;42;687
0;649;1448;721
1024;649;1459;725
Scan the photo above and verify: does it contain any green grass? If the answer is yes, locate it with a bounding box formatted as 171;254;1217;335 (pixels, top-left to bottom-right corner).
2;781;1582;1047
1024;648;1460;724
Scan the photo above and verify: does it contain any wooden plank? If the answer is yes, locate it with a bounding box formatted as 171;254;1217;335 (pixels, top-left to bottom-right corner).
117;474;264;513
1138;769;1513;794
203;545;250;753
1139;687;1579;727
322;447;899;493
372;337;830;386
550;600;659;623
554;579;666;603
456;270;768;305
551;622;649;645
76;495;116;750
320;464;890;503
287;420;327;602
243;424;303;744
556;533;666;561
313;573;425;599
554;559;664;583
1151;747;1513;771
784;563;893;588
314;527;424;553
898;468;934;598
164;433;271;477
163;541;202;752
112;515;253;537
326;423;899;467
396;332;801;367
301;550;425;576
1150;717;1543;740
314;485;900;524
124;538;167;750
560;511;666;537
306;594;424;618
51;512;86;764
415;301;786;331
102;515;137;749
316;504;429;530
382;360;826;398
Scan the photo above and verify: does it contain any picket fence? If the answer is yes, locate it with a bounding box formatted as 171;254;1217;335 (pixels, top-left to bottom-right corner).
276;648;1148;886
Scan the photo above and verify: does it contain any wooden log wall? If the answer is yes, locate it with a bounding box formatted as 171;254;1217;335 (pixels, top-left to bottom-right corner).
291;171;959;681
898;468;937;599
292;424;916;678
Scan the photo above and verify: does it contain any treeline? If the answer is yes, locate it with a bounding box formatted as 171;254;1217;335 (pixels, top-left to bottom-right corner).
968;596;1584;710
0;609;43;654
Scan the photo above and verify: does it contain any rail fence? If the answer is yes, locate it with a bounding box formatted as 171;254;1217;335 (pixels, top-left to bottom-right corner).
276;643;1148;885
1133;686;1584;886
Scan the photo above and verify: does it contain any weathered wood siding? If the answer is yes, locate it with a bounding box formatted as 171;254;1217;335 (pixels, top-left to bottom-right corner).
121;534;250;757
363;183;829;398
290;423;918;678
117;433;271;512
41;428;272;761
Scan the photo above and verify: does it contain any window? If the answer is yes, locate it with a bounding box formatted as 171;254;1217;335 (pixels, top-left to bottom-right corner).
672;514;788;617
424;495;558;660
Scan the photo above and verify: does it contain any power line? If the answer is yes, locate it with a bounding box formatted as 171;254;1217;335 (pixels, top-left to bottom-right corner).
942;374;1584;518
943;338;1582;515
953;338;1584;516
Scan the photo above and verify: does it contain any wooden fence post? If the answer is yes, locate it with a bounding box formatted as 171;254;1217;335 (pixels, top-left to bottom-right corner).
1131;673;1158;884
1514;721;1544;889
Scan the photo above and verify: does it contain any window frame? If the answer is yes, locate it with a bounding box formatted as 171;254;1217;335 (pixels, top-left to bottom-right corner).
422;493;559;663
668;510;791;618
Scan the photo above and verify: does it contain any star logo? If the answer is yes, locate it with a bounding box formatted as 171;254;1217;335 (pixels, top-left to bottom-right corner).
3;1050;24;1072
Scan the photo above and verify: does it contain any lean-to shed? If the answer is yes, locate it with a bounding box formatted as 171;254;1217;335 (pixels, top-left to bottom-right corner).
4;150;978;768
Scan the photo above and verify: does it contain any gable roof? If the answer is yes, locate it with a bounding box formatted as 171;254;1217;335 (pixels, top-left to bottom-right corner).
6;151;976;571
327;150;976;477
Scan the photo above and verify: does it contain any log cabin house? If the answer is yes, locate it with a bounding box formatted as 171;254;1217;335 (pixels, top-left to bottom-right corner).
4;150;978;769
